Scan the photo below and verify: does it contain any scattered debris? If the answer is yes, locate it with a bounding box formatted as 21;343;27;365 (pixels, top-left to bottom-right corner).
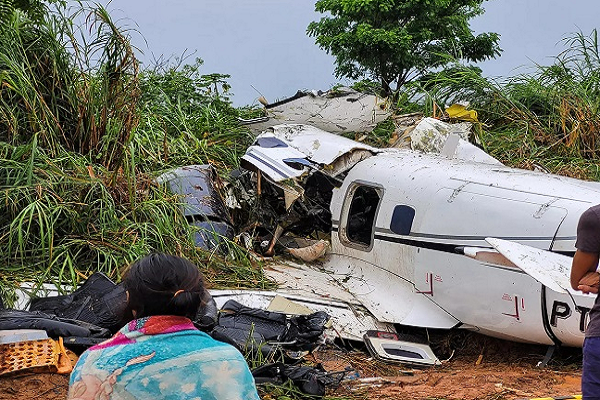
156;164;234;252
239;87;391;134
2;106;594;397
0;309;111;342
287;238;329;262
252;362;345;397
363;330;441;366
210;286;396;342
0;335;73;375
29;272;128;334
0;274;348;397
445;103;479;123
266;295;314;315
233;122;600;351
210;299;329;359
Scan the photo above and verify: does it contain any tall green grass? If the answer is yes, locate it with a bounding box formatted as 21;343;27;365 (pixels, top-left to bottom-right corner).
133;59;254;172
0;131;268;303
407;29;600;180
0;3;269;304
0;3;139;170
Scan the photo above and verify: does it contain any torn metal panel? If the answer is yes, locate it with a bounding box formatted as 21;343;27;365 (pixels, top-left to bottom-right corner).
485;238;575;295
237;124;378;241
441;134;502;165
156;165;231;222
242;137;309;182
156;165;234;251
320;255;460;328
395;116;501;165
209;288;395;342
267;124;379;166
241;124;379;183
239;88;391;134
0;329;48;344
326;149;376;177
266;295;314;315
363;331;441;366
409;117;471;154
264;262;359;304
265;260;458;329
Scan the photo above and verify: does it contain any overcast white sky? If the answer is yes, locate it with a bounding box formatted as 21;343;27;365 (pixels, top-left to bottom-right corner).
88;0;599;106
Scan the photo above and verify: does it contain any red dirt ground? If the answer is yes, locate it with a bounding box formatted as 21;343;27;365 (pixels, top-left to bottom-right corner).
315;331;583;400
0;332;584;400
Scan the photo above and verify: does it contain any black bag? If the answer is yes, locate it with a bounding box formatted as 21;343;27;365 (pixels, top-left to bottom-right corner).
0;309;111;338
210;300;330;361
283;311;330;349
252;362;340;397
210;300;289;358
29;272;129;333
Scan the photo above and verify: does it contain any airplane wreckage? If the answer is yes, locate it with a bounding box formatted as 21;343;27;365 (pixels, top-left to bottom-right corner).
218;121;600;365
238;87;391;134
4;118;600;371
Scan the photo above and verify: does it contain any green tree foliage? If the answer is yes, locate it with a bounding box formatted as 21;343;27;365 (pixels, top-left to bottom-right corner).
307;0;501;97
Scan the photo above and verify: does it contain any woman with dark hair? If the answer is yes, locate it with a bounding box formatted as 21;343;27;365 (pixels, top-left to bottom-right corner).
67;253;260;400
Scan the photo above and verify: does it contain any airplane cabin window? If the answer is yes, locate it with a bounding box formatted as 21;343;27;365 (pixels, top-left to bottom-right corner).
390;205;415;235
346;186;380;247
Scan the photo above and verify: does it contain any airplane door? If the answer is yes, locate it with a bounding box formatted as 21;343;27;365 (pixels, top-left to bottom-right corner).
414;188;568;344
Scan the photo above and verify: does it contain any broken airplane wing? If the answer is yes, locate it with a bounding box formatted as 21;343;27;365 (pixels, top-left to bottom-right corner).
486;237;595;307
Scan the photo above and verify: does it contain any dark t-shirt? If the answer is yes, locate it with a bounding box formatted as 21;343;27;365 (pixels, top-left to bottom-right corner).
575;205;600;338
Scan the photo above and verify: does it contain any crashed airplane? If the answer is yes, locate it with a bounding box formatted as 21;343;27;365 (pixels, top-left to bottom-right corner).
237;123;600;357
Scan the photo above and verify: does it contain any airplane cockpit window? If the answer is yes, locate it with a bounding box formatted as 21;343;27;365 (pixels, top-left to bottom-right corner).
390;205;415;235
256;136;288;148
346;186;381;247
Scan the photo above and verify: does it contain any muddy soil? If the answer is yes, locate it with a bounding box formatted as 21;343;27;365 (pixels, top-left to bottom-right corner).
316;332;583;400
317;349;581;400
0;333;583;400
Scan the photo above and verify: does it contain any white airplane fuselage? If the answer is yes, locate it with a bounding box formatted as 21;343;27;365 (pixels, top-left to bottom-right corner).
328;149;600;347
241;124;600;348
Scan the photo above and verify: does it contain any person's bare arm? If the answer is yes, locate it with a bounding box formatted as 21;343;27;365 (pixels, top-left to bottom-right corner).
571;250;600;294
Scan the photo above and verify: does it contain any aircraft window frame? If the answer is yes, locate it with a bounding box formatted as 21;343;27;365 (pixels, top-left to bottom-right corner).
339;182;383;251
